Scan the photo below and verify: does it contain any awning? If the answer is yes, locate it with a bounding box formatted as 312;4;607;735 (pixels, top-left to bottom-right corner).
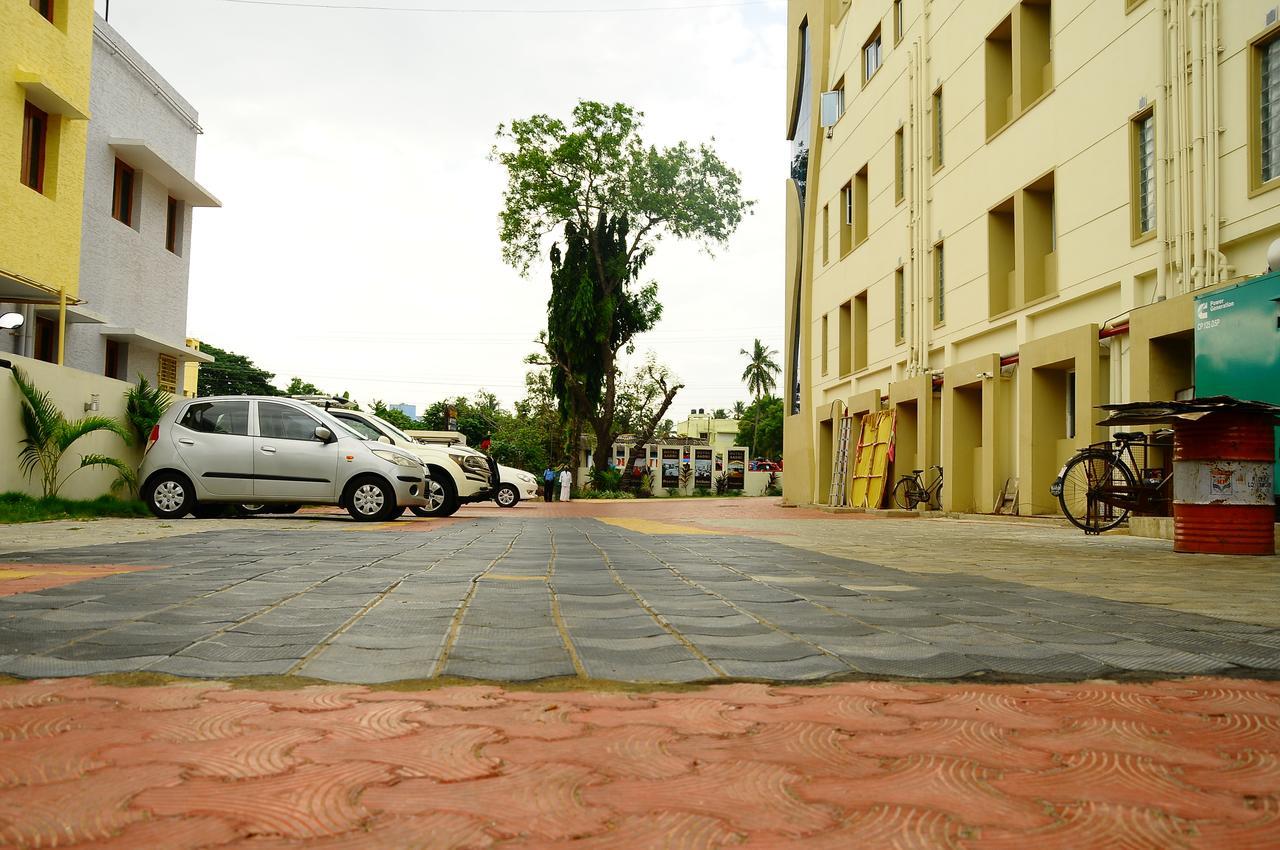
108;139;220;207
0;267;80;306
15;71;89;120
100;327;215;363
33;303;107;324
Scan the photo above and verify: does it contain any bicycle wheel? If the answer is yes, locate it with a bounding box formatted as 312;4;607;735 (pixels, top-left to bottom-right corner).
891;477;916;510
1058;451;1135;533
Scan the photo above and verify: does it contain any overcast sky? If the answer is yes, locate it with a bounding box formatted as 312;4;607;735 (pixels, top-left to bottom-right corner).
92;0;786;415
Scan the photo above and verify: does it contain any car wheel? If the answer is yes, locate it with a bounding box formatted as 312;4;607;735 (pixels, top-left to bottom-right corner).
495;484;520;508
345;475;397;522
144;471;195;519
410;470;459;518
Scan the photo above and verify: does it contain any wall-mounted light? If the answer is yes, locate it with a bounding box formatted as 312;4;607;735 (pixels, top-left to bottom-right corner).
85;394;100;413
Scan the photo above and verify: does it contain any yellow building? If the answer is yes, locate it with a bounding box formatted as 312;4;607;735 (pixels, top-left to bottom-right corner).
0;0;94;363
784;0;1280;514
675;410;742;454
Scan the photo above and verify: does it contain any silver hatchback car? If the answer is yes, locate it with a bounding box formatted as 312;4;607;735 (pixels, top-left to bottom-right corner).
139;396;429;522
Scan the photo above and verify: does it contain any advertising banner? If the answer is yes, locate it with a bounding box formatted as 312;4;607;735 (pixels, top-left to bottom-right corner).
727;449;746;491
661;448;681;489
694;448;713;489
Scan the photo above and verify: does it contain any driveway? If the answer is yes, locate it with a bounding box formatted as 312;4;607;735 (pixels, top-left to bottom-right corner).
0;502;1277;684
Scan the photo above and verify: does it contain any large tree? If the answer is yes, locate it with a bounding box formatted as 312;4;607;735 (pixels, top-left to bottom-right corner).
493;100;751;473
196;343;280;397
740;338;780;445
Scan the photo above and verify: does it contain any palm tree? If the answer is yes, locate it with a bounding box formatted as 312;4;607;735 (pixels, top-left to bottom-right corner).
739;339;780;455
12;367;135;498
731;400;746;419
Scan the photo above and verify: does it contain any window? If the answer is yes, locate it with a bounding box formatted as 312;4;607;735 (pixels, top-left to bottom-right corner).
933;242;945;325
1065;371;1077;439
893;0;903;45
258;402;323;441
334;413;383;441
853;291;868;372
34;316;56;363
157;353;178;394
20;102;48;194
863;26;883;86
834;76;846;120
112;159;136;227
166;197;184;254
180;401;249;436
821;313;829;375
840;181;853;255
104;339;124;380
1254;28;1280;192
894;267;905;344
932;87;944;171
29;0;53;22
985;2;1052;139
822;203;830;264
1130;107;1156;240
894;128;905;204
838;301;851;375
988;172;1056;317
854;164;869;246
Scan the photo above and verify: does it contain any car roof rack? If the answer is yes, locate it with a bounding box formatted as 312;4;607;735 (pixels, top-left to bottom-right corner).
291;394;356;411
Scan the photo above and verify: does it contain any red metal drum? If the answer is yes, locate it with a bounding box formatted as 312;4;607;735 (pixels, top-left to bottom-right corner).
1172;412;1276;555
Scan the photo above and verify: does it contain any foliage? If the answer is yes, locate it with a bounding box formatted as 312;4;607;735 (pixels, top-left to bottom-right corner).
494;101;749;473
284;377;322;395
418;380;565;473
197;343;281;397
740;339;780;401
693;487;713;497
573;490;635;500
0;492;149;524
765;470;781;497
665;487;681;497
123;376;171;446
371;401;416;432
732;401;746;419
11;367;135;498
587;467;623;492
737;395;784;459
712;408;728;419
714;472;729;496
678;462;693;490
634;468;654;498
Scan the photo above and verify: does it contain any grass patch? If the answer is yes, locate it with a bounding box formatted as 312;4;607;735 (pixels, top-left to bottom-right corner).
0;492;150;524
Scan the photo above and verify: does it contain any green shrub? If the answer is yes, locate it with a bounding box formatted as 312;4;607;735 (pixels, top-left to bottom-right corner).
693;487;712;497
587;467;623;492
0;492;149;524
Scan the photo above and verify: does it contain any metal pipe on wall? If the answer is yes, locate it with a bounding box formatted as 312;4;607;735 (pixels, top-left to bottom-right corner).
1156;0;1173;302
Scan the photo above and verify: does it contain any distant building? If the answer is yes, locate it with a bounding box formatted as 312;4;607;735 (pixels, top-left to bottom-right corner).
390;403;417;419
675;409;741;453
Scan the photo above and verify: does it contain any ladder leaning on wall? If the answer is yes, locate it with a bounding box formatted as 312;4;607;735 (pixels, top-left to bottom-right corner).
827;409;852;508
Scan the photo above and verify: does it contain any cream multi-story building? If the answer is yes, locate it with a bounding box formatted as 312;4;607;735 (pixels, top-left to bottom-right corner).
784;0;1280;514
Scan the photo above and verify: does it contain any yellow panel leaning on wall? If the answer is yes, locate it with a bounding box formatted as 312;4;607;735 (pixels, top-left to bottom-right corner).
1;355;143;500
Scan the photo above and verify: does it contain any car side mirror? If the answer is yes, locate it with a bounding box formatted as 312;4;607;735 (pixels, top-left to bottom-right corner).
314;426;333;443
377;435;391;444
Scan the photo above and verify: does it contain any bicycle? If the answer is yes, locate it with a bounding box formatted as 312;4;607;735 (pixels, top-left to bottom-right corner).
1051;430;1173;533
892;465;943;510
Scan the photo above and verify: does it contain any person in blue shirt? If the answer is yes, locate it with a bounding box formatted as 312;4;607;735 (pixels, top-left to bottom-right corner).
542;467;556;502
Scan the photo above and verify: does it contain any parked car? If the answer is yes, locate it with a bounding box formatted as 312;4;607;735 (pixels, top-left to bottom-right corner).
296;398;495;518
138;396;429;522
495;465;540;508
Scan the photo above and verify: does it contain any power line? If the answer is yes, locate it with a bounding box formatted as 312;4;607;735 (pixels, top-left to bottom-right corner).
212;0;771;14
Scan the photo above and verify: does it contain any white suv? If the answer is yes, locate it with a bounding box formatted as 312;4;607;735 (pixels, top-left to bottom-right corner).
298;400;494;517
138;396;429;522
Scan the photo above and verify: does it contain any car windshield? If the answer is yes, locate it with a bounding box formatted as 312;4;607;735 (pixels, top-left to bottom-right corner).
312;408;368;441
369;414;415;444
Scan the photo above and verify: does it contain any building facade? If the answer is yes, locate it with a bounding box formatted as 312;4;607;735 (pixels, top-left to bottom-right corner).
674;410;742;453
785;0;1280;514
1;0;93;361
63;16;217;394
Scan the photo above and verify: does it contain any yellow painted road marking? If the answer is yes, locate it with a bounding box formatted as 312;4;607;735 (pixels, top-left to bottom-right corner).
596;518;717;536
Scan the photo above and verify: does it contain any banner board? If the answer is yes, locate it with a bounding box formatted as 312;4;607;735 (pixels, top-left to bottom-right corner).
661;448;681;489
726;449;746;491
694;448;713;489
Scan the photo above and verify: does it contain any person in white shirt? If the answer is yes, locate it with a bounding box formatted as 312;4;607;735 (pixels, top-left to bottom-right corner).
559;467;572;502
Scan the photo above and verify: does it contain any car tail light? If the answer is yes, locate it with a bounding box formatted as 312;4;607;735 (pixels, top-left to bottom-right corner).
145;424;160;454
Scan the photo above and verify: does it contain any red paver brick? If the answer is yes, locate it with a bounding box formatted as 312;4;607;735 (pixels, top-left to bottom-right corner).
1155;687;1280;718
1013;717;1230;768
489;724;693;780
743;804;967;849
0;763;184;847
363;763;612;840
847;717;1058;769
1179;750;1280;797
295;725;502;781
0;727;114;786
246;700;424;741
522;812;744;849
571;698;752;736
136;762;394;839
411;701;587;740
77;815;242;849
735;693;911;731
204;686;361;712
585;761;840;836
991;751;1259;823
962;801;1198;850
1188;796;1280;850
0;562;167;596
669;721;880;776
799;754;1054;830
881;691;1065;730
222;813;496;849
103;727;322;779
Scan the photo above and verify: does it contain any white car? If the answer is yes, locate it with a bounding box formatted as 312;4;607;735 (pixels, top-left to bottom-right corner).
295;399;494;518
495;465;540;508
